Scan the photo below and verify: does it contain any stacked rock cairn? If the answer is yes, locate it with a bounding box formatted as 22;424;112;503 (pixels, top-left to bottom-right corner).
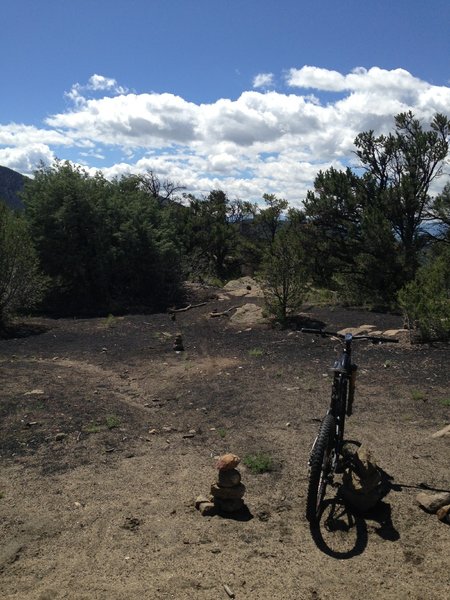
173;332;184;351
195;453;246;516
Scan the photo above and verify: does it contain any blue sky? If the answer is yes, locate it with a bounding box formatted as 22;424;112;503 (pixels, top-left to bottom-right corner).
1;0;449;205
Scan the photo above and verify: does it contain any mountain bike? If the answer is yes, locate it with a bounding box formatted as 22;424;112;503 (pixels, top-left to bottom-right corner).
301;328;398;524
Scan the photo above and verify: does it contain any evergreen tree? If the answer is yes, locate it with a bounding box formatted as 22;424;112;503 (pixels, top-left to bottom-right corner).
0;202;47;329
302;113;449;306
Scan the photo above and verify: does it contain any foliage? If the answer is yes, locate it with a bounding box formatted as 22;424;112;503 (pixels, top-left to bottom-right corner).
243;452;273;474
431;182;450;235
105;415;121;429
178;190;255;281
84;423;101;434
22;161;183;315
354;111;449;280
0;202;47;329
259;212;307;322
217;427;227;438
254;193;288;244
398;245;450;341
248;348;264;357
302;112;450;306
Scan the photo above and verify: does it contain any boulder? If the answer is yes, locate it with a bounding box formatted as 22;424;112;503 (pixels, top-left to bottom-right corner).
338;325;376;336
416;491;450;513
222;277;263;297
229;303;268;326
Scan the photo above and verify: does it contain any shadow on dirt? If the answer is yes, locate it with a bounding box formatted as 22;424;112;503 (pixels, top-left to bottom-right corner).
215;504;254;522
309;466;400;558
283;314;327;330
0;321;50;339
309;498;368;558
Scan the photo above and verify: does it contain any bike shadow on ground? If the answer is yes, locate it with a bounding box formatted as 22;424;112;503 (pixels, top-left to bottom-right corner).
310;472;400;558
309;497;368;559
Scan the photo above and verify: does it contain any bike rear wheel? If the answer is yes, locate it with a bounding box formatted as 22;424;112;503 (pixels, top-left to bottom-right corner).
306;413;335;523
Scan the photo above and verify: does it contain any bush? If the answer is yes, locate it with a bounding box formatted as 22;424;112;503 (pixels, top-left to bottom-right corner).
0;202;47;330
243;452;273;474
259;225;306;324
398;247;450;341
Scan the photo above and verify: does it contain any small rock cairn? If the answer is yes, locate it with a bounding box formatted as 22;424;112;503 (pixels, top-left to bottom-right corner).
196;453;246;516
173;332;184;351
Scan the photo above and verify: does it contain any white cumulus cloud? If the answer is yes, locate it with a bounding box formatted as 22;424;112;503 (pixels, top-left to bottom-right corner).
2;69;449;202
253;73;275;88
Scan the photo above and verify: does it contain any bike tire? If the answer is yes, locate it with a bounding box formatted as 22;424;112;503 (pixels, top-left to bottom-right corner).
306;413;335;523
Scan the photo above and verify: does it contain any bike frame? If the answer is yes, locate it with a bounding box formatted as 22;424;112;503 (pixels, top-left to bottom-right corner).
303;327;397;523
327;333;355;471
307;331;357;476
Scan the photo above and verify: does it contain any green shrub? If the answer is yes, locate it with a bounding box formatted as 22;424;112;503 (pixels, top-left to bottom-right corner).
243;452;273;474
85;423;101;434
248;348;264;357
0;202;47;329
106;415;121;429
398;247;450;341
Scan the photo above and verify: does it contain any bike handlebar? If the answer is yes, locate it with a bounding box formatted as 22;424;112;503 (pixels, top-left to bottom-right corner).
301;328;399;343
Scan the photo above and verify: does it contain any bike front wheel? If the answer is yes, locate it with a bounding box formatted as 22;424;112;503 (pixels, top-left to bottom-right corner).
306;413;335;523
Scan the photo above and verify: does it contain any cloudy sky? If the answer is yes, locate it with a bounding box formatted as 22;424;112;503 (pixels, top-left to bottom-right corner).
1;0;449;205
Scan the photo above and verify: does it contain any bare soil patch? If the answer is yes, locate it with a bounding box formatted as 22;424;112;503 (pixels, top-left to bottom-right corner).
1;292;449;599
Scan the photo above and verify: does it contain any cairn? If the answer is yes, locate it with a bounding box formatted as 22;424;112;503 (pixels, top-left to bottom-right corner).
212;453;246;513
195;453;246;516
173;332;184;351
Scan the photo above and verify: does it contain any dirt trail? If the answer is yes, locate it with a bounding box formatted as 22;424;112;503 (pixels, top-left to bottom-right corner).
0;301;449;599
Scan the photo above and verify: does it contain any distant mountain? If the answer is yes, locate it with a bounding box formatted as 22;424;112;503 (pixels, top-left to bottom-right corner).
0;165;29;210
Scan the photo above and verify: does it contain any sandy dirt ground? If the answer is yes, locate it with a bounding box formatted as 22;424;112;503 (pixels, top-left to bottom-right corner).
1;285;449;600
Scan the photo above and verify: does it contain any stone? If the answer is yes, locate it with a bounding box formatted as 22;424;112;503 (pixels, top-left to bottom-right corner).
211;482;246;500
338;325;376;336
198;502;216;516
340;445;383;512
214;497;244;513
218;468;241;488
416;491;450;513
121;517;140;531
195;495;211;509
436;504;450;523
216;453;240;471
431;424;450;438
229;303;268;326
348;446;381;489
55;433;66;441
